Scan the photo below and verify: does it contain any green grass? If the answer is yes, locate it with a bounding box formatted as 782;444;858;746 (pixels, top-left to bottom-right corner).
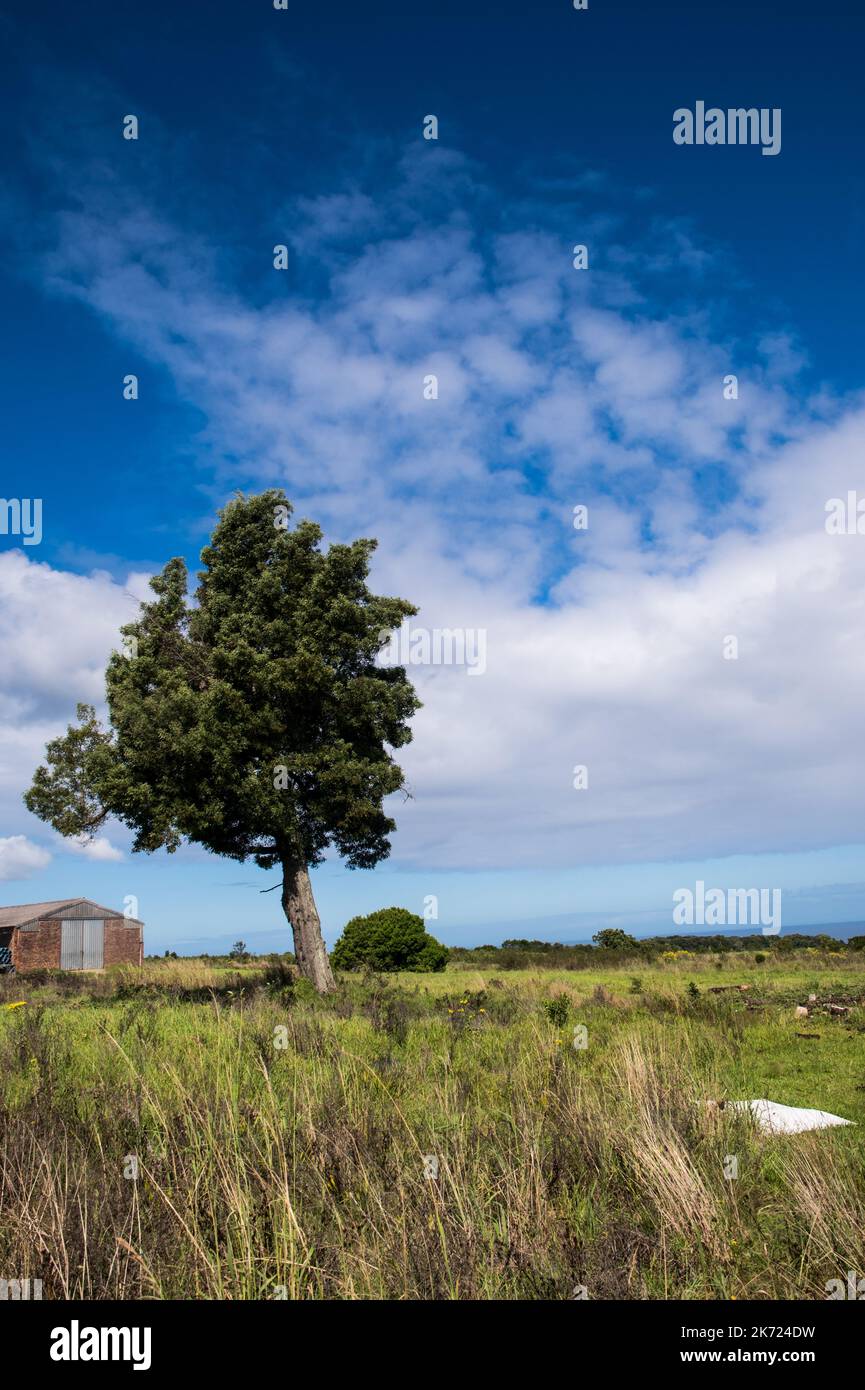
1;951;864;1300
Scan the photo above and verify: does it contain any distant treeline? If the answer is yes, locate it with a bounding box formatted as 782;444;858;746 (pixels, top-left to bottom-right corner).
147;933;865;970
147;950;297;965
448;932;865;970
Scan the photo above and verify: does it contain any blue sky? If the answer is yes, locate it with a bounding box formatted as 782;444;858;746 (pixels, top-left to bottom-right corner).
1;0;864;952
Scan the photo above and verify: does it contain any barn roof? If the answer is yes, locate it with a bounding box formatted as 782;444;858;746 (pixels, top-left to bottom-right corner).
0;898;143;928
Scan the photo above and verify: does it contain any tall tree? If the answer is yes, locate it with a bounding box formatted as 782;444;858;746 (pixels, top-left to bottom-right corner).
24;491;420;992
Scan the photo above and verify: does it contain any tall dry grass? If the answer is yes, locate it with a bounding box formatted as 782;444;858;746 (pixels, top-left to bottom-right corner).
0;970;863;1299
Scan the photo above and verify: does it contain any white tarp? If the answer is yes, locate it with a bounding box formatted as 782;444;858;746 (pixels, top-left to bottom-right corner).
724;1099;854;1135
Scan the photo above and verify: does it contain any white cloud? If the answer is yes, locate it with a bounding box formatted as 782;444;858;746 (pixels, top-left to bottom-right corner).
0;835;51;882
0;551;147;844
0;552;149;715
3;148;863;879
58;834;125;863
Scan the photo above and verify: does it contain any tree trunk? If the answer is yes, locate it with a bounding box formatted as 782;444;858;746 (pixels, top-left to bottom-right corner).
281;859;336;994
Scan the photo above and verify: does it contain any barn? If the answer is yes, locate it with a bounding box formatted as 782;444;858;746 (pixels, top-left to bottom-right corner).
0;898;143;974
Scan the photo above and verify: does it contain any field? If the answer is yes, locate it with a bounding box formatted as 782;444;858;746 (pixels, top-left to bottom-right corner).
2;950;865;1300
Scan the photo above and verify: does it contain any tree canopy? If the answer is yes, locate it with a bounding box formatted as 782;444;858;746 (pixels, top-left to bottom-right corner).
25;490;421;991
331;907;449;973
591;928;638;951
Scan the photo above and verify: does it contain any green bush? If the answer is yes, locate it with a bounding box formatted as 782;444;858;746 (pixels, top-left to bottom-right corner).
331;907;449;973
543;995;571;1027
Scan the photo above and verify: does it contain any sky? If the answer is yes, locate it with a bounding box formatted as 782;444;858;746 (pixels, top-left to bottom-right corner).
1;0;864;953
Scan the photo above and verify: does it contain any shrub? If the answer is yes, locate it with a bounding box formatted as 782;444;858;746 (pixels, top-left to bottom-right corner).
592;928;638;951
261;961;297;999
498;949;525;971
543;995;571;1027
331;907;448;973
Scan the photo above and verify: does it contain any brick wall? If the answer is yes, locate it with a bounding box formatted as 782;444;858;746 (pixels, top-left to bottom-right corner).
16;920;61;970
104;918;143;967
14;917;143;972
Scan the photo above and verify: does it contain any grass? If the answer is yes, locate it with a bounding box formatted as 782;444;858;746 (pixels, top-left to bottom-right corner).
1;951;864;1300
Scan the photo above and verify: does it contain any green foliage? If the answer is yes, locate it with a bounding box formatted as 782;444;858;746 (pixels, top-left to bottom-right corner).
450;933;860;972
3;955;865;1299
501;938;561;951
542;994;571;1026
331;907;448;973
23;493;421;991
25;491;420;875
498;950;526;971
592;928;638;951
229;941;250;962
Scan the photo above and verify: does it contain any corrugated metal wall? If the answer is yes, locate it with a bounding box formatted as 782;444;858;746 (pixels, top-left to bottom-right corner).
82;921;104;969
60;920;105;969
56;903;113;919
60;920;82;968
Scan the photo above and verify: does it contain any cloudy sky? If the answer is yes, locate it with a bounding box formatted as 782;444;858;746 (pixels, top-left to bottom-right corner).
2;0;864;951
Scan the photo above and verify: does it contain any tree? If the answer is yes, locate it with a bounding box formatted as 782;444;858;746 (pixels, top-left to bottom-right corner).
229;940;250;962
592;928;638;951
331;907;448;973
24;491;420;994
